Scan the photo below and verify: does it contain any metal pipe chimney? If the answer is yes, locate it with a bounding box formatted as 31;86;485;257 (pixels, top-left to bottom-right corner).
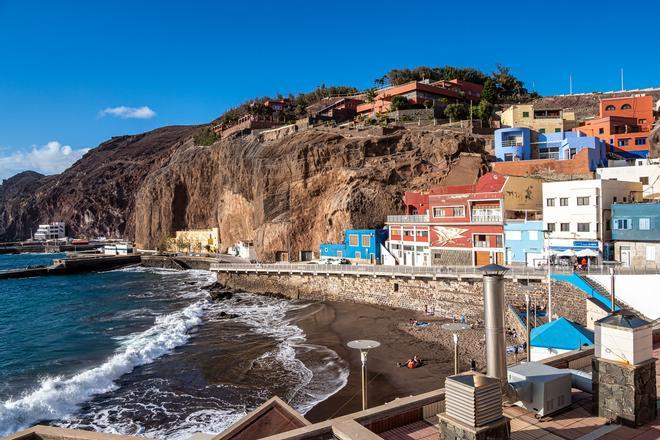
479;264;509;391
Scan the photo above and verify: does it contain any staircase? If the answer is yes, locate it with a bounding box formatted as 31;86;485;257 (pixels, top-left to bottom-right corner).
577;273;652;321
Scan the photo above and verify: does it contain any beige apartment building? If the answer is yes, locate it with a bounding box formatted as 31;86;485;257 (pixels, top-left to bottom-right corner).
501;104;578;135
171;227;220;254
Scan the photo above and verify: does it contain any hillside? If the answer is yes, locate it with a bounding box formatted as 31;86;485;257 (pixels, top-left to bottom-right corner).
0;125;490;259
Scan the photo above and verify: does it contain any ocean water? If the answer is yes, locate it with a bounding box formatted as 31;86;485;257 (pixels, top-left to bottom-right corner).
0;255;348;438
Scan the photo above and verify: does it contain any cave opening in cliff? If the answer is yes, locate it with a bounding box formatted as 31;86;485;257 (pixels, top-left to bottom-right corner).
171;182;189;232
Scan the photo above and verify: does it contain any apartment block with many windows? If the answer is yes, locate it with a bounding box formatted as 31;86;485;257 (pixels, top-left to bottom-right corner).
542;179;643;263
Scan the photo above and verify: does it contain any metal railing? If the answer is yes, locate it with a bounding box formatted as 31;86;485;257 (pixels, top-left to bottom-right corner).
386;214;429;223
210;262;660;278
501;139;523;147
471;215;503;223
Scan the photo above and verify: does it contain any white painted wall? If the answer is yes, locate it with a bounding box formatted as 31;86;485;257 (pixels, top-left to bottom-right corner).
530;346;570;362
597;161;660;200
588;274;660;320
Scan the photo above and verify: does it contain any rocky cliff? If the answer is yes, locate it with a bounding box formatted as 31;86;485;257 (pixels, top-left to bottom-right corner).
134;127;489;260
0;125;490;259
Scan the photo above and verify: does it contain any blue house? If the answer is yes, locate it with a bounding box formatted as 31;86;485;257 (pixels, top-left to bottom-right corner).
538;132;607;170
530;317;594;361
504;220;545;266
612;203;660;267
320;229;388;264
494;127;531;162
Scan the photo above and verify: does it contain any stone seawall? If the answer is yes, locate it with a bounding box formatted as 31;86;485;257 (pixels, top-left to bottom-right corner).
216;272;588;325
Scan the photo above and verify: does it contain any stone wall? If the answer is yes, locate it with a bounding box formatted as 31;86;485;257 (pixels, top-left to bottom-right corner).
216;272;588;324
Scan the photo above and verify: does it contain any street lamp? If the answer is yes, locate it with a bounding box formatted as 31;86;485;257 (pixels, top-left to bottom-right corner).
347;339;381;410
441;322;470;374
543;229;553;322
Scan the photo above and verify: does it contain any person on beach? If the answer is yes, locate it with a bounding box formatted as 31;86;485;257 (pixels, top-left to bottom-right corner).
397;355;423;369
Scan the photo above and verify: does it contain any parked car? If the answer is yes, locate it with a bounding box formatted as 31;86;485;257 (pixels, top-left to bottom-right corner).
330;258;351;265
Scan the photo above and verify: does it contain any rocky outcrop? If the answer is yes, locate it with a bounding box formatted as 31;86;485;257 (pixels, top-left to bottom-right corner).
134;127;489;260
0;125;197;241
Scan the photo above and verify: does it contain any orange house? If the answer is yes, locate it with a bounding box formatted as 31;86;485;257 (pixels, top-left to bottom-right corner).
574;95;654;159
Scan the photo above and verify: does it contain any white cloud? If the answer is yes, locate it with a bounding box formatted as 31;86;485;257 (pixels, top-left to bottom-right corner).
98;105;156;119
0;141;89;181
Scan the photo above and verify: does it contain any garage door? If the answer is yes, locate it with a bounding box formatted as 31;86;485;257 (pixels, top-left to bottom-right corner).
475;251;490;266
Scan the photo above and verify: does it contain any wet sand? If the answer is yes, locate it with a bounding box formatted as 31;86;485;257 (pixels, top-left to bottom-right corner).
298;301;455;422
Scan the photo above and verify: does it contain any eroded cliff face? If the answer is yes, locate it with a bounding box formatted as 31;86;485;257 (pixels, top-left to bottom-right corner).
134;128;490;260
0;126;197;241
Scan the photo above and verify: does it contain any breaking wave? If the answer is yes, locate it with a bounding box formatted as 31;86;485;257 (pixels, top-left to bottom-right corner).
0;300;206;436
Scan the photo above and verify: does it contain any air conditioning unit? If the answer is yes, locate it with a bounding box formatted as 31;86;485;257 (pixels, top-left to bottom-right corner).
507;362;571;417
445;373;503;427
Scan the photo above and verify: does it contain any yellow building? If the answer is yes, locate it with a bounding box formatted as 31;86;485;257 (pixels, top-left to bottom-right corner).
171;227;220;254
500;104;578;134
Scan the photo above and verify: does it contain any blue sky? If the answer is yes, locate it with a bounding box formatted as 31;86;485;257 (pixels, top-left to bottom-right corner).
1;0;659;179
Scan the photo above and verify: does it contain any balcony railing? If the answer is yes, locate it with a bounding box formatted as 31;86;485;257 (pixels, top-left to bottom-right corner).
386;214;429;224
471;214;502;223
501;139;523;147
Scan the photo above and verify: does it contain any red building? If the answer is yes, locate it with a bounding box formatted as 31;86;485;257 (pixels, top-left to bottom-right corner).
386;173;542;266
574;95;655;159
356;79;483;115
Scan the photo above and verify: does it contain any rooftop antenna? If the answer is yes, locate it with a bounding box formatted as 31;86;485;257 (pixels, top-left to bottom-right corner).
620;68;624;91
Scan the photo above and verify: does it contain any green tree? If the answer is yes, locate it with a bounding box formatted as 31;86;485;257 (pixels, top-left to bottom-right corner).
193;126;218;146
481;78;498;103
475;100;494;121
491;64;527;98
390;95;410;111
444;103;468;121
365;89;378;103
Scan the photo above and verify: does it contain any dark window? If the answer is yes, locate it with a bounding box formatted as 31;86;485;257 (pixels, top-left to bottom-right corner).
635;138;647;146
577;196;590;206
560;223;570;232
522;111;529;118
623;196;627;202
621;104;632;110
606;220;611;231
613;196;618;203
560;198;568;206
599;128;605;134
577;223;590;232
554;128;561;133
547;223;556;232
640;176;649;185
546;198;555;207
605;105;616;111
539;128;546;134
613;219;630;230
504;153;513;162
618;138;630;147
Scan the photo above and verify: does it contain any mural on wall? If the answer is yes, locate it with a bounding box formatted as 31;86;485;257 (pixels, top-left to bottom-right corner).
432;226;469;247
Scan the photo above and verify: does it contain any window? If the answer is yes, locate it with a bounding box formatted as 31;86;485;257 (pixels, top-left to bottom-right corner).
354;251;361;260
528;230;539;240
577;196;590;206
613;196;617;203
560;198;568;206
605;105;616;111
606;220;611;231
596;223;600;233
596;196;600;206
613;219;631;230
554;128;561;133
647;246;656;262
577;223;590;232
547;223;556;232
623;196;627;202
546;198;555;207
433;206;464;218
361;235;371;247
403;230;415;237
560;223;570;232
539;128;546;134
621;103;632;110
505;231;522;241
639;218;650;230
349;235;359;246
417;230;428;239
635;138;647;146
618;138;630;147
598;128;605;135
504;153;513;162
522;111;529;118
640;176;649;185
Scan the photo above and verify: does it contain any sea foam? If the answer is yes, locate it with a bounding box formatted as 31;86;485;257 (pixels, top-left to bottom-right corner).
0;300;206;436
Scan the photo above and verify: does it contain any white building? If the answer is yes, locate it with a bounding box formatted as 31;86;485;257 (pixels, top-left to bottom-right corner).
104;243;134;255
542;179;642;262
33;222;66;241
229;240;256;261
597;158;660;200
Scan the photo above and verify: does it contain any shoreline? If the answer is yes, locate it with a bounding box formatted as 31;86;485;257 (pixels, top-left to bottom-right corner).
295;300;454;422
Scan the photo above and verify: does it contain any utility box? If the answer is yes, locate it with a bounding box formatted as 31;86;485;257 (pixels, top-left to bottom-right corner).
507;362;571;417
594;311;653;365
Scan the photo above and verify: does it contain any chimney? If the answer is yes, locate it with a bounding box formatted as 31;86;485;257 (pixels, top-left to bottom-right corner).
479;264;509;391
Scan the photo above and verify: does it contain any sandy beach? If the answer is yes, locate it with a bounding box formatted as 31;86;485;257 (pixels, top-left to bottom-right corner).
298;301;455;422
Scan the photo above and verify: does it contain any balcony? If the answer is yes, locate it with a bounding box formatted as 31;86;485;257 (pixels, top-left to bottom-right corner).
471;210;503;223
386;214;429;224
501;139;523;147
